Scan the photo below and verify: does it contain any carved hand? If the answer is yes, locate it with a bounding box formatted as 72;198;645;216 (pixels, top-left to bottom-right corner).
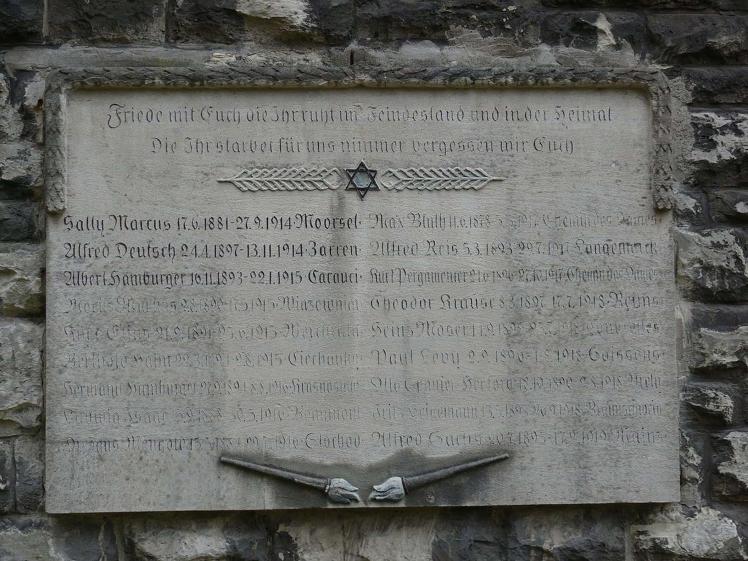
325;478;361;504
369;476;406;502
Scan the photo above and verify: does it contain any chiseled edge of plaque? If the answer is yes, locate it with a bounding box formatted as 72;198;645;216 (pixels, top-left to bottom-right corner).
43;64;677;213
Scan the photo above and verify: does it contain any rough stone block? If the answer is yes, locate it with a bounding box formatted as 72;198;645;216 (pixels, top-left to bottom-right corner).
541;11;646;53
713;431;748;501
680;431;704;505
0;0;43;44
232;0;312;29
691;303;748;333
172;0;343;43
222;517;273;560
171;0;249;43
14;435;43;513
15;72;46;144
0;202;38;243
0;438;14;513
0;319;43;432
0;244;44;317
647;14;748;65
683;383;737;424
126;516;274;561
279;511;439;561
18;73;45;116
432;511;505;561
675;228;748;302
132;526;233;561
50;517;118;561
507;508;624;560
690;110;748;188
355;0;536;44
0;74;23;144
693;326;748;372
0;142;43;190
633;505;747;560
708;189;748;225
674;67;748;105
541;0;745;8
47;0;167;44
308;0;354;42
673;188;708;228
0;516;51;561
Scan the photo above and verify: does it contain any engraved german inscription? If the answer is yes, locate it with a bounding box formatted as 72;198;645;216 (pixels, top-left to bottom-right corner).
46;88;678;512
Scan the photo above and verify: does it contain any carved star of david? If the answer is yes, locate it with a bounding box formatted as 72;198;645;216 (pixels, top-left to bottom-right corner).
345;161;379;199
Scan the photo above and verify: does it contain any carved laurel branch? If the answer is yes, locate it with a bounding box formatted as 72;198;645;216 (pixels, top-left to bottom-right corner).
218;168;341;191
218;167;501;192
379;167;502;191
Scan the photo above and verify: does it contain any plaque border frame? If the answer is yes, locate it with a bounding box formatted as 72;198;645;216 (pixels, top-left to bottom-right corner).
42;65;681;511
43;65;676;214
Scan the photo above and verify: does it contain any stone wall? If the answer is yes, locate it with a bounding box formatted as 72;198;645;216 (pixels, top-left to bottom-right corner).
1;1;747;559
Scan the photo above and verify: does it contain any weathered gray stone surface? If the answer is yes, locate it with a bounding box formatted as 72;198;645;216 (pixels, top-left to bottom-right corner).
508;508;625;560
680;431;704;506
0;514;117;561
0;244;44;317
709;189;748;224
172;0;328;44
690;110;748;188
0;1;42;44
281;511;442;560
0;438;13;513
0;319;43;433
130;524;236;561
46;0;167;44
0;74;22;144
714;431;748;501
49;516;119;561
541;0;746;9
14;435;43;513
0;141;42;191
676;67;748;105
634;505;747;560
693;326;748;371
676;228;748;301
646;14;748;64
684;383;737;424
0;202;38;242
124;515;285;561
0;516;51;561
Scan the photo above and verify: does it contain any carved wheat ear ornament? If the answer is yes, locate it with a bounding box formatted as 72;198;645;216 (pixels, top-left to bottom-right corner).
218;165;502;194
369;453;510;503
220;455;361;504
217;168;341;191
379;168;503;191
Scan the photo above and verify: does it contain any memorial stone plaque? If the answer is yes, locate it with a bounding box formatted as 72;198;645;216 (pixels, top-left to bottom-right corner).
46;82;679;512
